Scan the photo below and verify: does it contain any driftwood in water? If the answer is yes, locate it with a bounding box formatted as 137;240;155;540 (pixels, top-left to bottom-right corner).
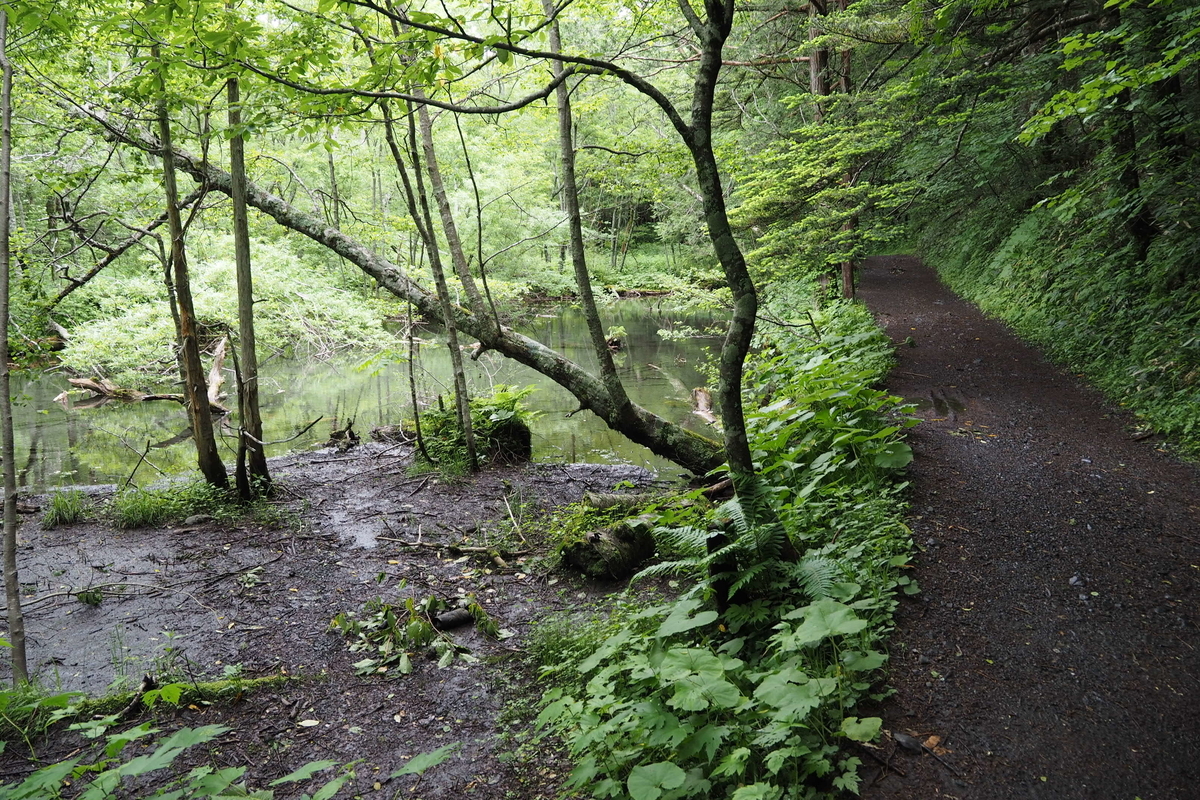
560;513;657;580
326;418;360;451
371;424;414;444
59;377;229;414
692;387;719;426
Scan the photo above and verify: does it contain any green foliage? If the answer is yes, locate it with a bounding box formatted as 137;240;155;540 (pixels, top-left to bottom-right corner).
413;384;538;475
731;91;919;282
918;200;1200;457
107;480;294;530
42;490;90;529
0;715;349;799
329;591;504;677
1021;0;1200;141
530;301;914;798
56;235;397;387
0;686;80;758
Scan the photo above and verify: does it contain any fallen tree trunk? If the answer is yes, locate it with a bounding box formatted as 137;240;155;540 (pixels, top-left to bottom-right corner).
77;106;723;477
60;377;229;414
560;513;657;580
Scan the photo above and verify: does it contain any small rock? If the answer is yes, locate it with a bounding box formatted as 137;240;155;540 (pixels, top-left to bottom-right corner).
184;514;215;526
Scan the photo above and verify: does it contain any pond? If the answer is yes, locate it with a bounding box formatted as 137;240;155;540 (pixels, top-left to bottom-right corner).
11;300;727;493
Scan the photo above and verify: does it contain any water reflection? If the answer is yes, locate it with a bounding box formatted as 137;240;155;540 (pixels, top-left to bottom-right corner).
12;301;726;492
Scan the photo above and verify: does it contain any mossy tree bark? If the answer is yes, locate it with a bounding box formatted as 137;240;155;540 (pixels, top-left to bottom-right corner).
0;10;28;685
227;75;270;499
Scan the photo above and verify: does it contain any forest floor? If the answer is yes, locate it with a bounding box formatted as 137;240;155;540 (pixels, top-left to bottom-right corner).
3;455;665;798
5;255;1199;800
856;255;1200;800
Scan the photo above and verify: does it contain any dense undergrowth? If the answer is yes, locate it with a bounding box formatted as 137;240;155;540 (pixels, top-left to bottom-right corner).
530;300;916;799
915;199;1200;459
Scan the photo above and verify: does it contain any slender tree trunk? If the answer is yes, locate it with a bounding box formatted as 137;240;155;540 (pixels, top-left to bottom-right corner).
0;10;27;685
409;104;477;471
326;143;341;229
543;0;633;414
154;57;227;489
808;0;830;122
414;96;488;323
227;75;269;498
686;5;760;488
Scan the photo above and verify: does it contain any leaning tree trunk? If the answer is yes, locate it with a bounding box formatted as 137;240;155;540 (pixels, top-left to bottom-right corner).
227;75;270;498
0;10;28;685
685;4;761;494
89;111;724;477
154;61;227;489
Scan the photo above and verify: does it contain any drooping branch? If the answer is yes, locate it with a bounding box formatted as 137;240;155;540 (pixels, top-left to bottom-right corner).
47;186;205;310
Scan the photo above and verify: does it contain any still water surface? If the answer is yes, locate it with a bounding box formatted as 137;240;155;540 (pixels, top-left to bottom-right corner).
12;301;725;492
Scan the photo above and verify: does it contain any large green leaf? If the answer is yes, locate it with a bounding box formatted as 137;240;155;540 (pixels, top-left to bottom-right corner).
668;674;743;711
840;716;883;742
627;761;686;800
655;598;719;639
390;742;462;778
784;599;868;644
875;441;913;469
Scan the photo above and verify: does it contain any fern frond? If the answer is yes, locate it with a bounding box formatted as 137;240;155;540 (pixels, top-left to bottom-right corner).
650;525;709;558
747;521;790;562
781;556;838;600
728;562;771;597
717;497;752;537
631;558;707;583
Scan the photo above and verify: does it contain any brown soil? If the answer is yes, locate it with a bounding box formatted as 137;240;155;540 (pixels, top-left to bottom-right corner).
856;255;1200;800
2;455;663;798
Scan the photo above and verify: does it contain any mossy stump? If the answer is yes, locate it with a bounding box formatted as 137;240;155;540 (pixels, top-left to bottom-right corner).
560;514;656;579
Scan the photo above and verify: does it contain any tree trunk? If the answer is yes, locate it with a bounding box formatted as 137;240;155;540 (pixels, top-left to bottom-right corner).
409;104;478;472
154;56;227;489
227;75;269;498
808;0;830;122
0;10;28;685
542;0;633;415
414;95;488;322
92;112;724;477
686;3;761;491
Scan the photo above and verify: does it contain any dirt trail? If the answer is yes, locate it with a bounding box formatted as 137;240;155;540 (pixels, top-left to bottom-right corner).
856;255;1200;799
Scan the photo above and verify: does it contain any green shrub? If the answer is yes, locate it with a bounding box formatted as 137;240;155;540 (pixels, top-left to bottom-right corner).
41;490;89;529
107;480;294;530
412;385;538;475
530;298;916;799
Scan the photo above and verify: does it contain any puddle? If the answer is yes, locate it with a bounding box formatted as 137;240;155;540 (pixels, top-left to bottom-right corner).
908;391;968;416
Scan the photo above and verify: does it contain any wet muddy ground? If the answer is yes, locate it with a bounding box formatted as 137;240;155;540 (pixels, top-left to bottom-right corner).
3;452;665;797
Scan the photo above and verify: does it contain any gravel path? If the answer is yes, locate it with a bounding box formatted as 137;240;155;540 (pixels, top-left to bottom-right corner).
856;255;1200;800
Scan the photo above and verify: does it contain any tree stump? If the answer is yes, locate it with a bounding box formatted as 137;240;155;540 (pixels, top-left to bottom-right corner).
560;513;656;579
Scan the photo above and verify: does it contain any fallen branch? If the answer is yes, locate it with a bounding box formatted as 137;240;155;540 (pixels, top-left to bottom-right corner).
375;536;529;558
